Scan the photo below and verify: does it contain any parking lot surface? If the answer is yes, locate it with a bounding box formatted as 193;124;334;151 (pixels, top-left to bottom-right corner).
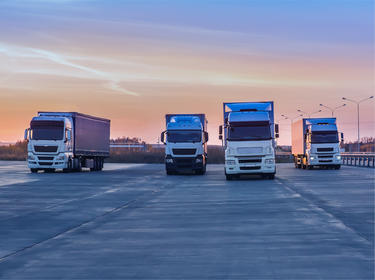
0;162;373;279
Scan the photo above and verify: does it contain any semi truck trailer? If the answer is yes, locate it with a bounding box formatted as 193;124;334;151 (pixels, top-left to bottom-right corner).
161;114;208;175
219;102;279;180
292;118;342;169
24;112;110;173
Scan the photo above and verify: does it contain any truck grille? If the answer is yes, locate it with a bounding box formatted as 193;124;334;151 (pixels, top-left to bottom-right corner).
237;147;263;154
174;157;194;168
39;162;53;166
318;155;333;158
38;156;54;160
317;148;334;152
173;149;196;155
240;166;261;170
238;159;262;163
34;146;58;153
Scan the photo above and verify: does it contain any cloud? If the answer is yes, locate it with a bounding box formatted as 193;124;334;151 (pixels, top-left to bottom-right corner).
0;43;139;96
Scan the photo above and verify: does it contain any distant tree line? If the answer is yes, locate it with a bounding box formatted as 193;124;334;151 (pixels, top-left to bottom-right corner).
1;136;373;162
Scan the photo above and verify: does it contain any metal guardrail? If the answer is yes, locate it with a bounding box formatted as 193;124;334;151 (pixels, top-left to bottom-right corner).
341;153;375;168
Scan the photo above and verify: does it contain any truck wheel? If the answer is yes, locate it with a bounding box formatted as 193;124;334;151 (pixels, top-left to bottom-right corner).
225;174;234;181
166;170;175;175
268;174;275;179
335;165;341;170
44;169;55;173
30;168;38;173
307;165;313;170
196;164;206;175
90;158;99;171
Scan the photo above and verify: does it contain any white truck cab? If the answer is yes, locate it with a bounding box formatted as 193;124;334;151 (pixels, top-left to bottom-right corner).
292;118;343;169
219;102;279;180
161;114;208;175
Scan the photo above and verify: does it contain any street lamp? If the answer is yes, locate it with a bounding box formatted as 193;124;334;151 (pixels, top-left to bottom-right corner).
342;96;374;152
281;114;303;125
319;103;346;117
297;109;322;118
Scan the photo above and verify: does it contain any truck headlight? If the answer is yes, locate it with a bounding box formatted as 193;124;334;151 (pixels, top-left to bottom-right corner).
28;155;36;160
265;147;273;155
165;157;173;163
336;155;341;160
226;160;236;165
310;156;315;160
226;148;234;155
196;157;203;163
56;154;65;160
265;158;274;164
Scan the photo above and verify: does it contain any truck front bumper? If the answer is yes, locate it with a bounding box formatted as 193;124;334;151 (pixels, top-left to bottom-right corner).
27;153;69;169
225;156;276;175
308;154;342;166
165;156;205;172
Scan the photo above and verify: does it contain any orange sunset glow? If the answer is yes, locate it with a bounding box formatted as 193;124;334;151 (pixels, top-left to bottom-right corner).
0;0;374;145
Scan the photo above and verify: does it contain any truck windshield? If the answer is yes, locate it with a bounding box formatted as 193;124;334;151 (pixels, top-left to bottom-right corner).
311;131;338;143
228;125;271;141
167;130;201;143
31;121;64;140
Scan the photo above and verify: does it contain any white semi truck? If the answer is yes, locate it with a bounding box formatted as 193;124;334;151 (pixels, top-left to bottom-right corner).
161;114;208;175
24;112;110;173
292;118;343;169
219;102;279;180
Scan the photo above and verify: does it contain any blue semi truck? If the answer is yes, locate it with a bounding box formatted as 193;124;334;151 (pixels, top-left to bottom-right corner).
161;114;208;175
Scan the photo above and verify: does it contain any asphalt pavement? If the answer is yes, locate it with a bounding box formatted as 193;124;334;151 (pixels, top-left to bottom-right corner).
0;161;373;279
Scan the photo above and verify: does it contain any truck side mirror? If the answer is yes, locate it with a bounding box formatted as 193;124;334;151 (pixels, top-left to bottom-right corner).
219;125;223;135
203;131;209;143
161;131;166;144
275;124;279;134
24;129;29;141
340;132;344;142
65;130;72;142
219;135;223;140
275;133;279;138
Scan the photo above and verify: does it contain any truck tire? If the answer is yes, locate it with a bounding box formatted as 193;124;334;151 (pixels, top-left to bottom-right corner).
334;165;341;170
166;170;175;175
195;164;206;175
30;168;38;173
268;174;275;179
225;174;234;180
307;165;313;170
44;169;55;173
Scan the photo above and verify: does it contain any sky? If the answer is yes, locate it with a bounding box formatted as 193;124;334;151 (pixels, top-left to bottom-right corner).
0;0;374;145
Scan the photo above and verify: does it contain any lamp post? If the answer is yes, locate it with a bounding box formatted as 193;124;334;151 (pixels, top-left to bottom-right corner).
281;114;303;125
342;96;374;152
319;103;346;117
297;109;322;118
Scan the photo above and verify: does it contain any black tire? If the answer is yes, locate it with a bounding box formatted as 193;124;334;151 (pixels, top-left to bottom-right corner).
196;164;206;175
30;168;38;173
90;158;98;172
268;174;275;180
44;169;55;173
166;170;174;175
335;165;341;170
225;174;234;180
307;165;313;170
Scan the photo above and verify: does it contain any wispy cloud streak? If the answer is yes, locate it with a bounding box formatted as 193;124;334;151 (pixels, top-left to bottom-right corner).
0;43;139;96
